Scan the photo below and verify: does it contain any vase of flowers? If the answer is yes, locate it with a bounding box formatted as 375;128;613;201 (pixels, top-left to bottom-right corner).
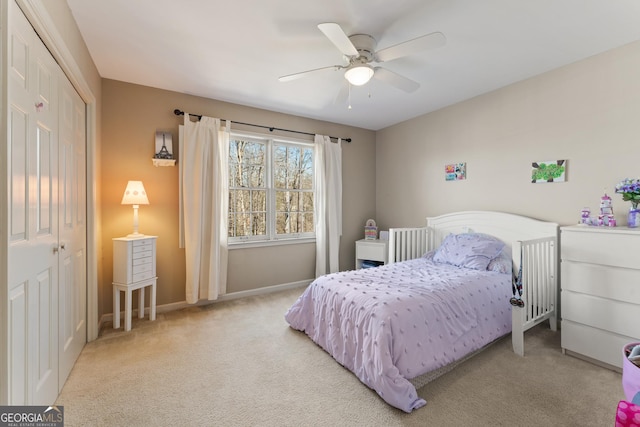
615;178;640;228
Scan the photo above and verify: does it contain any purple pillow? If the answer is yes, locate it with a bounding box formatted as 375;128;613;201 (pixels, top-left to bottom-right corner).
433;233;505;271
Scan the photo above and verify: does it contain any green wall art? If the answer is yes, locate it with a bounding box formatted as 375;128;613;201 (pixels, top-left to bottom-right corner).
532;160;566;183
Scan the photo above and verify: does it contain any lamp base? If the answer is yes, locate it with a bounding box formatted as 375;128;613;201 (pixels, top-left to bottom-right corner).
126;232;146;238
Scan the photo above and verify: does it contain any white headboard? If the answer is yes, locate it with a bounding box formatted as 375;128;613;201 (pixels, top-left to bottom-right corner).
426;211;559;252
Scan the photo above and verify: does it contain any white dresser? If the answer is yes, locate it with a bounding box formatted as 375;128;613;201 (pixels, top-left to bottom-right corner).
560;225;640;369
113;236;158;331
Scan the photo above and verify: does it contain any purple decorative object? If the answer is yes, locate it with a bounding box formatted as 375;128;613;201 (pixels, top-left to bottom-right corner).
629;207;640;228
616;178;640;227
623;343;640;401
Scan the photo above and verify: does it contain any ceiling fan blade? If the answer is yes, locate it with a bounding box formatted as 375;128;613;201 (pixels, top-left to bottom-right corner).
318;23;358;56
373;67;420;93
375;32;446;62
278;65;343;82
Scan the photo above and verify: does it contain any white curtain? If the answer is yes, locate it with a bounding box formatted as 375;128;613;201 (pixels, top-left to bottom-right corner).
180;114;229;303
315;134;342;277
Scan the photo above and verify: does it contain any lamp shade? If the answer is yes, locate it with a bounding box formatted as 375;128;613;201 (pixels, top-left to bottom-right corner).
344;65;374;86
121;181;149;205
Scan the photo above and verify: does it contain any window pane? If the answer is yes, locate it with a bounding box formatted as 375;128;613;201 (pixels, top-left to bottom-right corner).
228;163;239;187
236;213;251;236
276;191;301;212
252;213;266;235
303;213;314;233
228;214;236;237
230;139;266;188
302;192;314;212
252;190;266;212
233;190;251;212
274;145;286;189
275;191;285;210
289;192;299;212
249;165;265;188
300;148;313;189
228;190;235;209
277;212;301;234
287;147;301;189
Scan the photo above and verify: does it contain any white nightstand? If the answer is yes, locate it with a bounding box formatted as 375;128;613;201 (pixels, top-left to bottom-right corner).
355;239;388;269
113;235;158;331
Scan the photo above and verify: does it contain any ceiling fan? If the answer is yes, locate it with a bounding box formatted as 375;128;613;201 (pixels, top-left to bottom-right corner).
278;23;446;93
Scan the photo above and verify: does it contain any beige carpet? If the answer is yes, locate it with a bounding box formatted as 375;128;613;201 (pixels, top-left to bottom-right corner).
56;287;624;426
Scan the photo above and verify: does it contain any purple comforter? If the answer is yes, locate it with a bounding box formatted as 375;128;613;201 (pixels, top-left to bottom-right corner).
284;258;511;412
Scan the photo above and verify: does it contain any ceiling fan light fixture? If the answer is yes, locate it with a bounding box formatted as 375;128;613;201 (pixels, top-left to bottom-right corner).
344;65;374;86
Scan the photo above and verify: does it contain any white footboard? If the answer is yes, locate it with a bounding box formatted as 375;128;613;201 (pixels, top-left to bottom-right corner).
388;227;430;264
511;236;558;356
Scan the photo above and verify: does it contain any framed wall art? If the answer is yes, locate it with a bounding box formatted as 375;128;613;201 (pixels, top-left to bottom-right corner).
531;160;566;183
445;162;466;181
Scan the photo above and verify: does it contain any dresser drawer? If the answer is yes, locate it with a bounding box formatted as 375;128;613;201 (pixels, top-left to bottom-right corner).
562;227;640;268
132;248;153;259
356;240;388;262
132;262;153;275
132;256;152;267
561;320;632;369
562;291;640;339
132;238;154;249
132;270;154;282
561;260;640;305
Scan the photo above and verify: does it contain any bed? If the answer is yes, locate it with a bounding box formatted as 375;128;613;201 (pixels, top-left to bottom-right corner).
285;211;558;412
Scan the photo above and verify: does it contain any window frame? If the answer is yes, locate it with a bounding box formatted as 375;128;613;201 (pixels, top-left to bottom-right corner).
228;130;316;247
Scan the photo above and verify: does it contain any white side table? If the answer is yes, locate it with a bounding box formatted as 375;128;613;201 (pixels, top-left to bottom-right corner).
355;239;388;269
113;236;158;331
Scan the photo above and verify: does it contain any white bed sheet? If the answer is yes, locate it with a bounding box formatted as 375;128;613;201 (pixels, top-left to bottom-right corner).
285;258;512;412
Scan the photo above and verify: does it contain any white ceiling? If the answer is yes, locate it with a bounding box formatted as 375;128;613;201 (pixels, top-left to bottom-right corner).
66;0;640;131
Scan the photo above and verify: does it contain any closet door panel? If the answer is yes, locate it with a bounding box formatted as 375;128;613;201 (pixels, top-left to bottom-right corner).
8;283;27;405
9;106;28;240
36;123;53;235
6;2;59;405
57;77;86;386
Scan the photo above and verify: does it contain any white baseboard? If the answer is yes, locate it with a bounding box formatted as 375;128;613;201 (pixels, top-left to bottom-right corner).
99;279;311;332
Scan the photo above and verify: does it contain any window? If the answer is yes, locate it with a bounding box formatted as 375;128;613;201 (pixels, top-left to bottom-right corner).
228;133;315;244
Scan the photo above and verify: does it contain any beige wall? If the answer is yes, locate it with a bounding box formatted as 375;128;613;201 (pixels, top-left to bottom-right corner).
376;40;640;231
100;79;375;314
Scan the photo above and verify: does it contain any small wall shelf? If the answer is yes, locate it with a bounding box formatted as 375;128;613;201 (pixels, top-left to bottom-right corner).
152;158;176;167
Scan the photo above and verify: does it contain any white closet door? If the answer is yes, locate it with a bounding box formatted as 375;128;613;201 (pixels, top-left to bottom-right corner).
7;1;60;405
58;75;87;387
6;1;87;405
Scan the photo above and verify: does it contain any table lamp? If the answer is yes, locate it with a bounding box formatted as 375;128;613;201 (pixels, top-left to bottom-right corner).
121;180;149;237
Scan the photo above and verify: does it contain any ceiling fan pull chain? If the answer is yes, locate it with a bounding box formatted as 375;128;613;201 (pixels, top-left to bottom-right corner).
348;83;352;110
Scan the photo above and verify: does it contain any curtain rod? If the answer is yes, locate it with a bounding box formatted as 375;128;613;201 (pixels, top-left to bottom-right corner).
173;109;351;143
